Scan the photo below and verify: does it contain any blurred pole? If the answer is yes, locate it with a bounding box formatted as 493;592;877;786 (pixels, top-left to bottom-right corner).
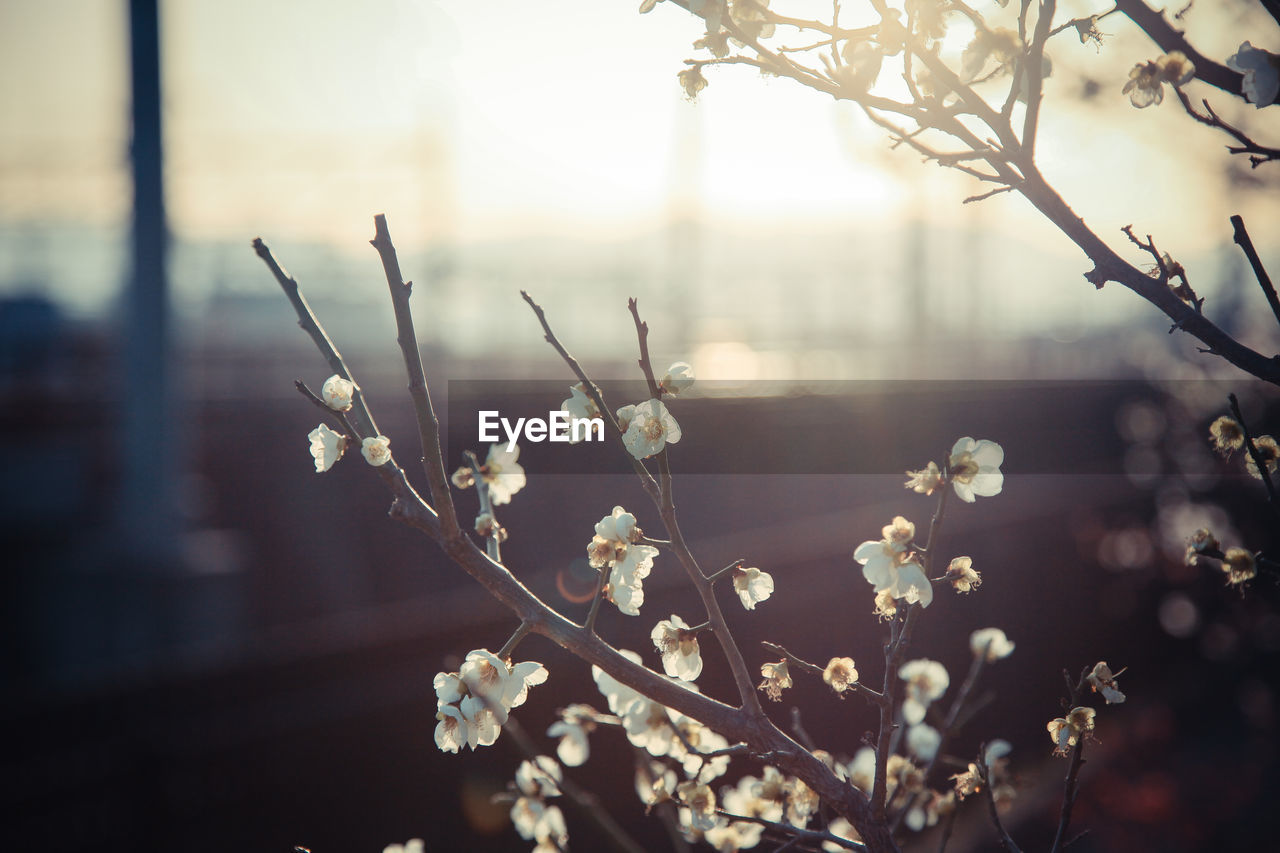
121;0;175;563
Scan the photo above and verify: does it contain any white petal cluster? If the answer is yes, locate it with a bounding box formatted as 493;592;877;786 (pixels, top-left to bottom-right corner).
853;516;933;608
587;505;659;616
381;839;424;853
948;437;1004;502
906;723;942;763
732;566;775;611
1086;661;1126;704
510;757;568;851
361;435;392;467
970;627;1016;662
559;382;603;444
899;658;950;725
432;649;547;753
592;650;731;789
482;443;526;505
1227;42;1280;107
622;398;683;460
652;614;703;681
307;423;346;473
1048;707;1095;756
546;703;605;767
1122;52;1195;108
660;361;696;395
320;374;355;411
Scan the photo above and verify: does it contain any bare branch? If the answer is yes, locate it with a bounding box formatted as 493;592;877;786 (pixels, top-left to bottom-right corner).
369;214;461;542
1115;0;1246;97
1175;91;1280;168
1230;215;1280;328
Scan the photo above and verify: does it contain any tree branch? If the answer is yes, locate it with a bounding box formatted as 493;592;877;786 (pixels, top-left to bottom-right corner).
1115;0;1245;97
369;214;461;542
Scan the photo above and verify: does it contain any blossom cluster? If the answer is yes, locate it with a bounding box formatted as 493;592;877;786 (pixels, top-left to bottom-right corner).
508;756;568;853
587;505;658;615
433;649;547;753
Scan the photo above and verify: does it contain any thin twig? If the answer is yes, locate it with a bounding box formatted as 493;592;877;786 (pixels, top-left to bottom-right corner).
369;215;461;541
1228;393;1280;513
294;380;360;443
252;238;380;440
1049;738;1087;852
627;298;766;720
1230;215;1280;328
1114;0;1244;96
977;752;1022;852
1175;91;1280;168
520;291;662;503
464;449;502;563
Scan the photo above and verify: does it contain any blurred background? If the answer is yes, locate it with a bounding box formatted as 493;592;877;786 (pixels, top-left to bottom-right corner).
2;1;1279;851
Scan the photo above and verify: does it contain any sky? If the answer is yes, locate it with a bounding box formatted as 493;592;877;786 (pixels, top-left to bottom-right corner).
1;1;1278;341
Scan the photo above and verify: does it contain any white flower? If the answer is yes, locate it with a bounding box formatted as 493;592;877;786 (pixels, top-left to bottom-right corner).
607;572;647;616
512;797;567;848
1208;416;1245;456
616;404;637;432
948;437;1003;502
1245;435;1279;480
674;715;731;783
560;383;602;443
946;556;981;593
457;694;502;748
381;840;424;853
822;817;861;852
704;821;762;853
361;435;392;467
652;615;703;681
635;759;679;808
515;755;563;798
906;724;942;763
961;27;1021;81
732;566;774;610
1086;661;1126;704
596;505;638;544
456;649;548;725
970;627;1016;662
1227;42;1280;107
482;443;526;505
678;65;709;101
845;747;876;793
432;670;466;706
547;705;599;767
904;461;941;495
592;648;646;715
434;702;468;753
1048;707;1095;755
823;657;859;695
661;361;695;395
1123;52;1195;108
854;516;934;608
591;506;657;616
320;374;355;411
758;659;792;701
1222;546;1258;585
622;398;683;460
985;739;1012;767
835;39;884;92
622;696;680;757
899;659;949;725
308;423;346;472
677;781;719;832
